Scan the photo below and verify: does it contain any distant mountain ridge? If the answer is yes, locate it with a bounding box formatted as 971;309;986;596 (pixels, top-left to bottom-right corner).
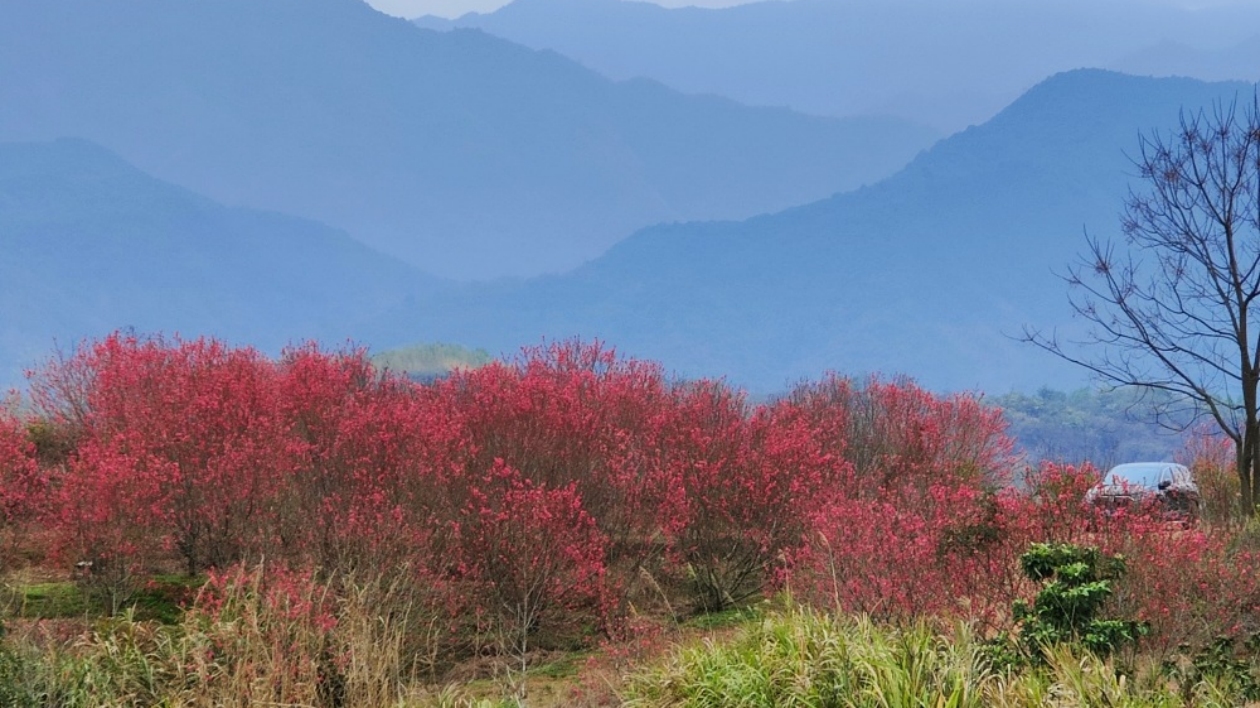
0;0;938;280
1112;35;1260;83
416;0;1260;133
0;138;430;386
374;71;1259;394
7;73;1256;396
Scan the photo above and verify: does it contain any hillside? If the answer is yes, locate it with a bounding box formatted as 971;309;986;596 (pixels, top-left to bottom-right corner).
370;342;493;381
0;138;430;386
0;0;938;279
375;71;1257;394
417;0;1260;134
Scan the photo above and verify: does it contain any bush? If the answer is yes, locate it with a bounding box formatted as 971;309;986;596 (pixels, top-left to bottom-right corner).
785;377;1019;626
18;330;1260;689
1178;428;1239;526
1010;542;1147;661
456;462;609;658
0;411;42;572
658;381;838;613
33;333;295;578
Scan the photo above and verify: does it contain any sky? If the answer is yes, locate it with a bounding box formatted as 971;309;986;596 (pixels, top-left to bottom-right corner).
366;0;760;19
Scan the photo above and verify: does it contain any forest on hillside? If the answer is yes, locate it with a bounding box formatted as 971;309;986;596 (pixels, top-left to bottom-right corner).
995;387;1191;466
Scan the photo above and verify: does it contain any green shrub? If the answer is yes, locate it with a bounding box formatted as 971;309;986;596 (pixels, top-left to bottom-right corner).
1010;542;1147;661
1161;635;1260;704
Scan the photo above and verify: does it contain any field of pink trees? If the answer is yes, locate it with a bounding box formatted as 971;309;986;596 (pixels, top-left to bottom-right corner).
1;333;1258;703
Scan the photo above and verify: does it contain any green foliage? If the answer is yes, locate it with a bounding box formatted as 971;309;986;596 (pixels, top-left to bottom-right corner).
1010;542;1147;661
24;418;78;469
994;387;1188;464
132;575;202;625
370;342;493;380
625;607;993;708
1162;635;1260;703
10;577;196;625
682;604;763;631
18;582;94;618
626;606;1223;707
0;644;42;708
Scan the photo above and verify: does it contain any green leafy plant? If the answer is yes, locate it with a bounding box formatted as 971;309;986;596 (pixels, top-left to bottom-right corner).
1162;634;1260;703
1010;542;1147;661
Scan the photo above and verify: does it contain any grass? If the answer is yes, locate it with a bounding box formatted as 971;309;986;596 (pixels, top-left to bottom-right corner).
624;608;988;707
3;571;1260;706
15;581;93;618
682;604;764;631
130;574;201;624
622;606;1260;707
6;575;199;623
530;652;591;680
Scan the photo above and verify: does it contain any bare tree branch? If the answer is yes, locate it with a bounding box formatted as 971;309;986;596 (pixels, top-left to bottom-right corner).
1023;93;1260;514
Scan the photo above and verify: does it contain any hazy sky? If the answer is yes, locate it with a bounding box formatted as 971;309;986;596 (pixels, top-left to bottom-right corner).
371;0;1260;19
367;0;760;19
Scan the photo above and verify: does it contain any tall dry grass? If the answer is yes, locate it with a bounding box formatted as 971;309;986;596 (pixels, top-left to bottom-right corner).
0;563;464;707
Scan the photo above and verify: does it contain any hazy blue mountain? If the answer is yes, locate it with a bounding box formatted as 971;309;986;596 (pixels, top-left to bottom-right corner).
416;0;1260;134
0;0;938;280
0;138;431;386
375;71;1257;394
1114;35;1260;83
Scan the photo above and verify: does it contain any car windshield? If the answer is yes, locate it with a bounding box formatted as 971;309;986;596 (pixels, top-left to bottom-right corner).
1104;463;1174;488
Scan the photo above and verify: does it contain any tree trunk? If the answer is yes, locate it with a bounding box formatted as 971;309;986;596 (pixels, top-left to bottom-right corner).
1250;427;1260;517
1242;419;1258;517
1241;362;1259;517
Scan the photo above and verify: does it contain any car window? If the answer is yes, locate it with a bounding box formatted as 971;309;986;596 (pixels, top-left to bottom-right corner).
1106;463;1171;488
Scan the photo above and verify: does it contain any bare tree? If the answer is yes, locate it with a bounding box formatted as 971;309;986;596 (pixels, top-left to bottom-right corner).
1026;95;1260;515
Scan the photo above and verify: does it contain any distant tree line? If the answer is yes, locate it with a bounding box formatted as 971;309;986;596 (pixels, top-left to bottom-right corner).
993;387;1190;466
369;342;492;383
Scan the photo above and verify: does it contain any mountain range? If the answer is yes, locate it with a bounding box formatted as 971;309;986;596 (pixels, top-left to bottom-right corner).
5;1;1259;396
416;0;1260;134
0;0;938;280
372;70;1258;393
0;138;428;386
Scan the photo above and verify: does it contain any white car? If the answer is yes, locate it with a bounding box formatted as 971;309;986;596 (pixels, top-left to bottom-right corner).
1084;462;1200;523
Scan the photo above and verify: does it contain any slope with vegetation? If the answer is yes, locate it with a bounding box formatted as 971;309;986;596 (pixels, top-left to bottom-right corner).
371;342;493;381
994;387;1189;466
0;0;938;279
0;335;1257;705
